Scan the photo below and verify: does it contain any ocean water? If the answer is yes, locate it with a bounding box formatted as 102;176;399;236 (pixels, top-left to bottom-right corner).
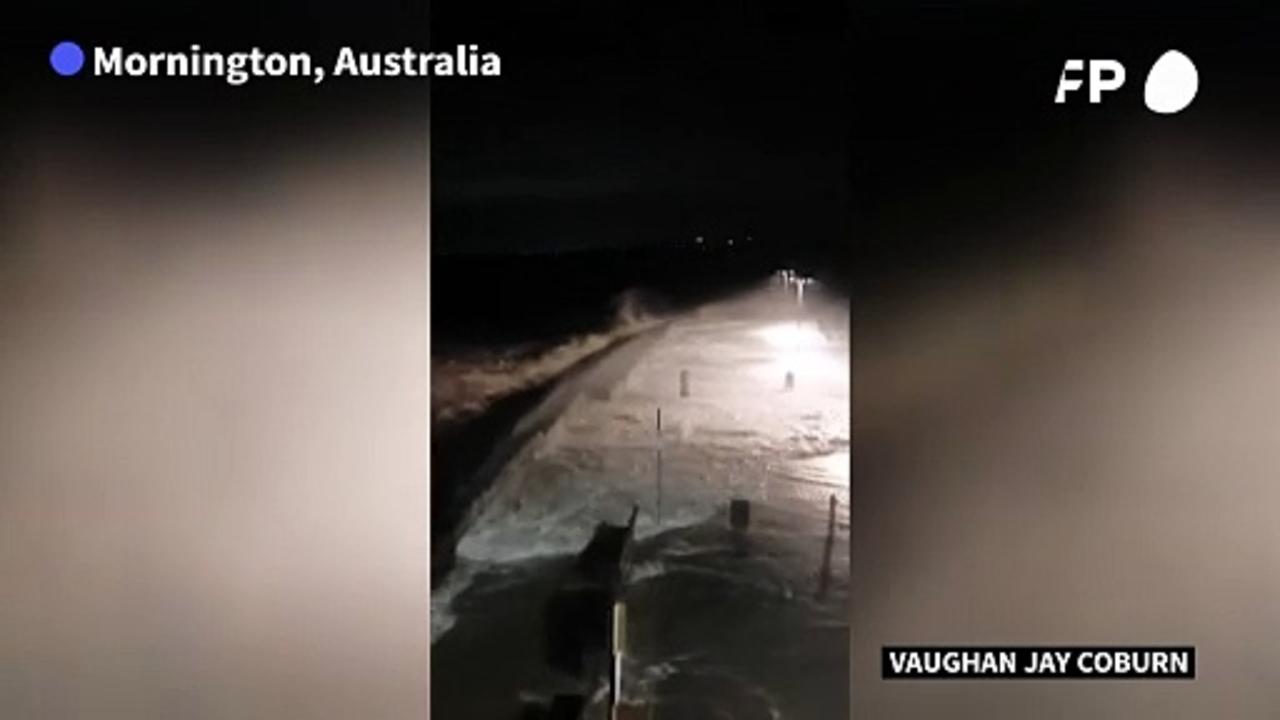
431;277;849;718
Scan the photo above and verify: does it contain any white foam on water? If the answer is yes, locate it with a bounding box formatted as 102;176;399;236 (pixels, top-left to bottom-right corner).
430;560;484;644
630;559;668;583
447;285;849;628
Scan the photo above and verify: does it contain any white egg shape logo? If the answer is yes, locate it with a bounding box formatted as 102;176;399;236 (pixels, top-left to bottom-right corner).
1144;50;1198;114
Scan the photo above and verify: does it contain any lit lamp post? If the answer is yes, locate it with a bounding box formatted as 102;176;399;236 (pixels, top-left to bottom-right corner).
795;276;812;306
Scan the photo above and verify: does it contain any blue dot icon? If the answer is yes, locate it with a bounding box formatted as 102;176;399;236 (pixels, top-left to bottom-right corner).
50;41;84;76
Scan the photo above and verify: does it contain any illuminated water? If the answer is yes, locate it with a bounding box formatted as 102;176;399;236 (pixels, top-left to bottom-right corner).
432;280;848;718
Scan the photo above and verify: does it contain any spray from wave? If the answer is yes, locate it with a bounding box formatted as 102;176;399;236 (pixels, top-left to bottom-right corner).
432;288;662;429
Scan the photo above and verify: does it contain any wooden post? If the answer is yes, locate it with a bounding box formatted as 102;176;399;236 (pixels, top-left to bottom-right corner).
610;601;627;718
655;408;663;526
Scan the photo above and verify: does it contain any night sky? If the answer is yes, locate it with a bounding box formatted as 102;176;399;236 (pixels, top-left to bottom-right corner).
431;1;848;256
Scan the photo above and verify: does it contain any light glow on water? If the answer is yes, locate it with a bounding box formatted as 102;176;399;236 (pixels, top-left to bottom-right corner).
755;320;843;391
757;320;827;350
440;289;850;644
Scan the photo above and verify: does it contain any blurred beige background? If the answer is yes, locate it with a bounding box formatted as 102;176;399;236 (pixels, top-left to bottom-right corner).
0;125;429;719
853;131;1280;717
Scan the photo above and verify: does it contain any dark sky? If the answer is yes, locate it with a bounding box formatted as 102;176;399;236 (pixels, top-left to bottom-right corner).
431;1;848;255
432;0;1280;261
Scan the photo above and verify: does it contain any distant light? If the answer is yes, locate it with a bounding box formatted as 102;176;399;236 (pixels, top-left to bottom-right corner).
694;236;704;244
727;238;735;247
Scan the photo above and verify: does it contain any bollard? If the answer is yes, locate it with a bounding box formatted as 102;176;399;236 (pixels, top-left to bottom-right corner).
679;369;689;397
784;371;795;391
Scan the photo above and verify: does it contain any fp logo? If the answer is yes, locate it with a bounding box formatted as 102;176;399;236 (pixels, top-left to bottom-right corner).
1054;50;1199;114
